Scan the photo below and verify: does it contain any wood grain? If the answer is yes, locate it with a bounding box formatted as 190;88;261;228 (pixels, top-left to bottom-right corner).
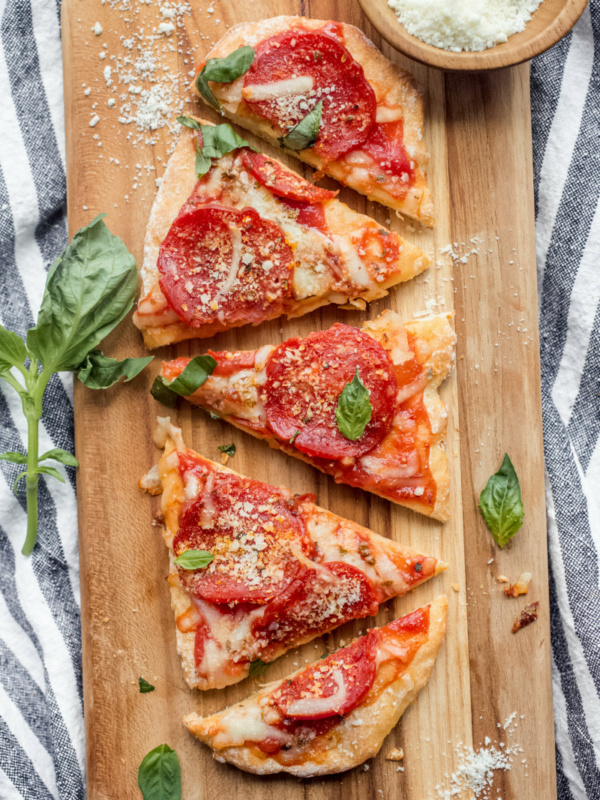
359;0;588;71
61;1;556;797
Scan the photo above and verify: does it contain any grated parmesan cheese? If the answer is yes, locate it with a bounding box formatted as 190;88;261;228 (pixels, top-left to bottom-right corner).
387;0;544;53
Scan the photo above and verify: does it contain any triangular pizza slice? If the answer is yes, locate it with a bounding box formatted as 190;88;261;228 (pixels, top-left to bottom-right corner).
141;421;446;690
133;120;428;349
193;17;434;226
184;596;447;776
157;310;455;521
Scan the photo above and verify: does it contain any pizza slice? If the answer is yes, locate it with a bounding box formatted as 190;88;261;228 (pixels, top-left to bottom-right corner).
141;420;446;690
133;121;428;349
193;17;434;226
156;310;455;521
184;596;447;777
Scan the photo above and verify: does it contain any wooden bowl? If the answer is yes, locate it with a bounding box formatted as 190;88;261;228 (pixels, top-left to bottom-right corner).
359;0;588;70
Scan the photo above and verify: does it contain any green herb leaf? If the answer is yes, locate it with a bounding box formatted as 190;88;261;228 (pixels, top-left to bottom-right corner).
77;349;152;389
39;448;79;467
36;465;66;483
151;355;217;407
195;148;212;178
176;115;200;130
0;325;27;374
0;451;28;464
209;411;221;420
194;123;254;178
27;215;137;373
138;744;181;800
196;46;254;110
218;443;236;457
479;454;524;548
289;430;301;445
280;101;322;151
248;659;269;679
139;677;156;693
335;368;372;441
173;549;214;570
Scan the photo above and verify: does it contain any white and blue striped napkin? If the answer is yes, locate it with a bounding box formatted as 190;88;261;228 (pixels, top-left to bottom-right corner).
0;1;598;797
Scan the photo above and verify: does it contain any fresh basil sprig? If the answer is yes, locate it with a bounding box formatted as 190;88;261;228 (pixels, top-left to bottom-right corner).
479;454;524;548
139;677;156;694
173;549;214;570
177;117;254;178
0;215;151;555
280;100;323;151
138;744;181;800
77;349;152;390
218;443;236;457
196;46;255;110
335;369;372;441
151;355;217;407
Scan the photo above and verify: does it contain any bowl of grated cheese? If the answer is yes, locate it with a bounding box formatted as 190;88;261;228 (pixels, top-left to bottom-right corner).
359;0;588;70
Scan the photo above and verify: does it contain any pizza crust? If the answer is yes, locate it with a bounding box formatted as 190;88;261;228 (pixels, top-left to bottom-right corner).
183;595;447;777
133;121;429;349
195;17;434;226
149;422;447;689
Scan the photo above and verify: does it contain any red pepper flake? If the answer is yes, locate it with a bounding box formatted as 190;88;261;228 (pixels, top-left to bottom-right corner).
512;601;539;633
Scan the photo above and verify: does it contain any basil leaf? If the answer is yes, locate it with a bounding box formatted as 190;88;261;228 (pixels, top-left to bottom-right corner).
335;368;372;441
37;465;65;484
196;46;254;110
0;325;27;373
139;677;156;693
0;451;28;464
248;659;269;679
173;549;214;570
39;448;79;467
176;115;200;131
281;101;322;151
479;453;524;548
218;443;236;457
27;215;137;373
193;123;255;179
138;744;181;800
195;148;212;179
151;355;217;407
77;349;152;389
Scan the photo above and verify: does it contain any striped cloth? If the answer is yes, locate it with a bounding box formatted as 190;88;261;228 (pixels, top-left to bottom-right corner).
0;0;598;796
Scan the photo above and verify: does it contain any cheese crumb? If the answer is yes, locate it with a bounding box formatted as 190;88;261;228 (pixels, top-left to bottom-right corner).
89;115;100;128
92;21;102;35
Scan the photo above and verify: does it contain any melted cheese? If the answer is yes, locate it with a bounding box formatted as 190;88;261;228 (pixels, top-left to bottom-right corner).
213;704;289;749
332;234;370;288
376;105;404;123
285;669;347;717
242;75;314;101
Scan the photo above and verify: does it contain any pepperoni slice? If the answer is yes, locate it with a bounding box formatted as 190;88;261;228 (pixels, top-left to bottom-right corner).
271;629;378;720
208;349;257;378
157;205;294;328
386;605;430;638
243;30;376;162
240;151;336;204
277;196;329;234
173;459;312;605
252;562;379;655
264;324;398;459
361;121;414;183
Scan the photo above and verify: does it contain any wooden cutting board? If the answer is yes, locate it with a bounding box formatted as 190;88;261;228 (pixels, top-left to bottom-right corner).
61;1;557;798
